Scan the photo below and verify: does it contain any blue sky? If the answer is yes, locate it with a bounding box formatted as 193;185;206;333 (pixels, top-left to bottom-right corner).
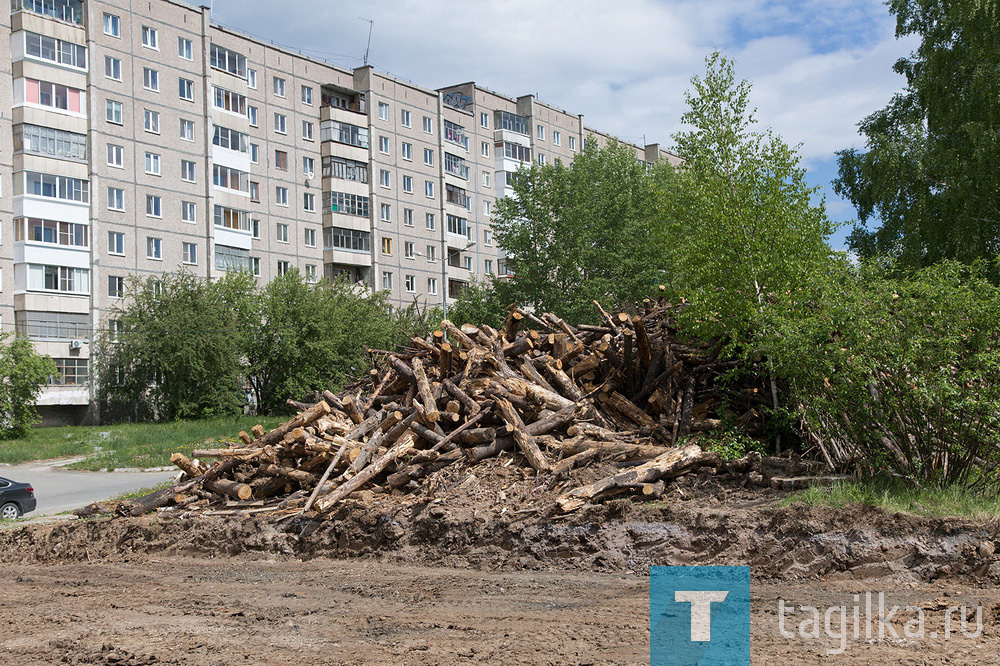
208;0;920;250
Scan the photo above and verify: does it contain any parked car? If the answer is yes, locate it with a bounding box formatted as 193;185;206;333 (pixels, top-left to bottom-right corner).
0;476;36;519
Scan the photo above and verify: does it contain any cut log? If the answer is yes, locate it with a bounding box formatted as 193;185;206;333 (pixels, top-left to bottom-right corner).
441;319;476;348
554;438;673;461
170;453;252;501
556;444;705;512
314;432;416;512
605;391;658;428
255;400;331;446
495;397;550;472
412;357;441;422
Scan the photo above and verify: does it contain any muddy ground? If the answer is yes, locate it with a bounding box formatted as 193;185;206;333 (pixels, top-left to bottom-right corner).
3;460;1000;663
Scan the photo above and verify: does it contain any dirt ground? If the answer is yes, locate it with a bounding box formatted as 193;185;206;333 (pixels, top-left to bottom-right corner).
2;557;998;665
3;462;1000;664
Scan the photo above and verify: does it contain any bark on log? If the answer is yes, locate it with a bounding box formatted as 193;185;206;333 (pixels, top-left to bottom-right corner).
170;453;252;501
495;397;550;472
412;357;441;422
256;400;332;447
441;319;476;348
556;444;705;512
315;433;416;512
554;438;673;461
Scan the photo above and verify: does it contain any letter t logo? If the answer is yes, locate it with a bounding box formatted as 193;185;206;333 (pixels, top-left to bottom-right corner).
675;591;730;641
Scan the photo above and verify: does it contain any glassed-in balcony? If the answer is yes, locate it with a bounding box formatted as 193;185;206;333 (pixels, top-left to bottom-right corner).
11;0;83;25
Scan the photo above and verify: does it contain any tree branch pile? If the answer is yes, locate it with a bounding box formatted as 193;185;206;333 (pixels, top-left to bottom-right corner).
102;302;820;520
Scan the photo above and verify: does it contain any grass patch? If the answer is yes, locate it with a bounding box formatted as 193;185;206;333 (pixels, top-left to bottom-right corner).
782;478;1000;519
110;480;176;501
0;415;285;471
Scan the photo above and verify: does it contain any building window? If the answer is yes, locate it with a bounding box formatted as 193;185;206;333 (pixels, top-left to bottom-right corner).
443;120;469;149
537;124;545;141
480;112;489;129
485;259;494;274
425;213;435;231
380;203;391;221
378;102;389;121
213;86;247;114
324;191;370;217
404;241;415;259
178;77;194;101
321;121;369;148
277;260;290;276
274;113;287;134
423;148;434;166
247;68;257;89
276;186;288;206
16;311;90;341
404;274;415;292
179;119;194;141
107;187;124;211
303;192;316;212
146;236;162;259
381;237;392;255
305;264;317;283
107;231;124;255
553;130;561;146
426;244;437;262
104;56;121;81
483;200;492;215
484;228;493;245
252;257;260;276
447;214;469;238
182;201;196;223
381;271;392;290
569;136;576;151
27;265;89;295
214;204;251;232
107;144;123;168
379;136;389;154
402;175;413;193
25;172;89;202
210;44;246;78
481;141;489;158
108;275;124;298
143;109;160;133
425;181;434;198
482;170;491;187
144;152;160;175
301;85;313;105
183;242;197;264
143;67;159;91
25;79;85;114
304;228;316;247
178;36;192;60
323;156;368;183
213;164;249;193
537;153;546;166
105;99;123;124
302;121;314;141
423;116;433;133
303;156;315;176
275;150;288;170
146;194;162;217
249;143;259;163
379;169;390;188
181;160;196;182
273;76;285;97
323;226;370;252
49;358;89;386
24;32;87;68
141;26;158;49
15;125;87;162
249;181;260;202
401;109;411;127
401;142;412;160
428;277;438;295
248;106;258;126
103;13;120;37
403;209;414;226
276;223;289;243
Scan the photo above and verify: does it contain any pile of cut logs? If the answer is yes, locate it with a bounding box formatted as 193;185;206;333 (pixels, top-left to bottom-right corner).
109;300;790;519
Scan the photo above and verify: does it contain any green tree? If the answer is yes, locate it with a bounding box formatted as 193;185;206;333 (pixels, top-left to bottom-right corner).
0;334;56;437
96;272;244;421
660;52;836;343
491;139;665;323
834;0;1000;271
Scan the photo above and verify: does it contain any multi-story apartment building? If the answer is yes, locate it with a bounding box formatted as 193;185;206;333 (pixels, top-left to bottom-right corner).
3;0;678;424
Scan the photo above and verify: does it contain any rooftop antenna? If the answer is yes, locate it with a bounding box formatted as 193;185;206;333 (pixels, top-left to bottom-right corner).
360;17;374;66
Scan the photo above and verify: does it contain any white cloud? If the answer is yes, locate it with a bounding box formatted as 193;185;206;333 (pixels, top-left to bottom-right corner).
208;0;915;163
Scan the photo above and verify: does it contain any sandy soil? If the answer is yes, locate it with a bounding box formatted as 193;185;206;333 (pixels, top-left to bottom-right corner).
2;557;998;665
3;462;1000;663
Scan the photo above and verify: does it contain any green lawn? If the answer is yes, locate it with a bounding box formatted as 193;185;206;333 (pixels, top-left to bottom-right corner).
0;415;285;471
783;478;1000;519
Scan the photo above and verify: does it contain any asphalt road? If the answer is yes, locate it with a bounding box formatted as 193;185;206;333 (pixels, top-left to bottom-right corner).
0;461;178;516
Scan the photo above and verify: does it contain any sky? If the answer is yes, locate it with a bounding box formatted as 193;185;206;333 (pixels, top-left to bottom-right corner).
207;0;920;250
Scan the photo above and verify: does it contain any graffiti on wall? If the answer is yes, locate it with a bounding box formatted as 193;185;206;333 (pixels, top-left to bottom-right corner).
442;91;472;110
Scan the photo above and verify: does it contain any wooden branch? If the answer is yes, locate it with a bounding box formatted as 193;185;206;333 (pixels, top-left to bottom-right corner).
412;357;441;422
495;397;550;472
315;432;416;512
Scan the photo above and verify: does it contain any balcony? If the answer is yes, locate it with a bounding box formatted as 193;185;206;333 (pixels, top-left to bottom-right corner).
444;153;470;180
11;0;83;26
443;120;469;150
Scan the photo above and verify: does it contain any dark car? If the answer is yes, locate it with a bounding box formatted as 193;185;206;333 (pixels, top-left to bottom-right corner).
0;476;36;519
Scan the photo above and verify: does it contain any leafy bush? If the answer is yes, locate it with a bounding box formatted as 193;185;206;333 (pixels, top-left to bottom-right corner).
0;334;56;438
764;259;1000;488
